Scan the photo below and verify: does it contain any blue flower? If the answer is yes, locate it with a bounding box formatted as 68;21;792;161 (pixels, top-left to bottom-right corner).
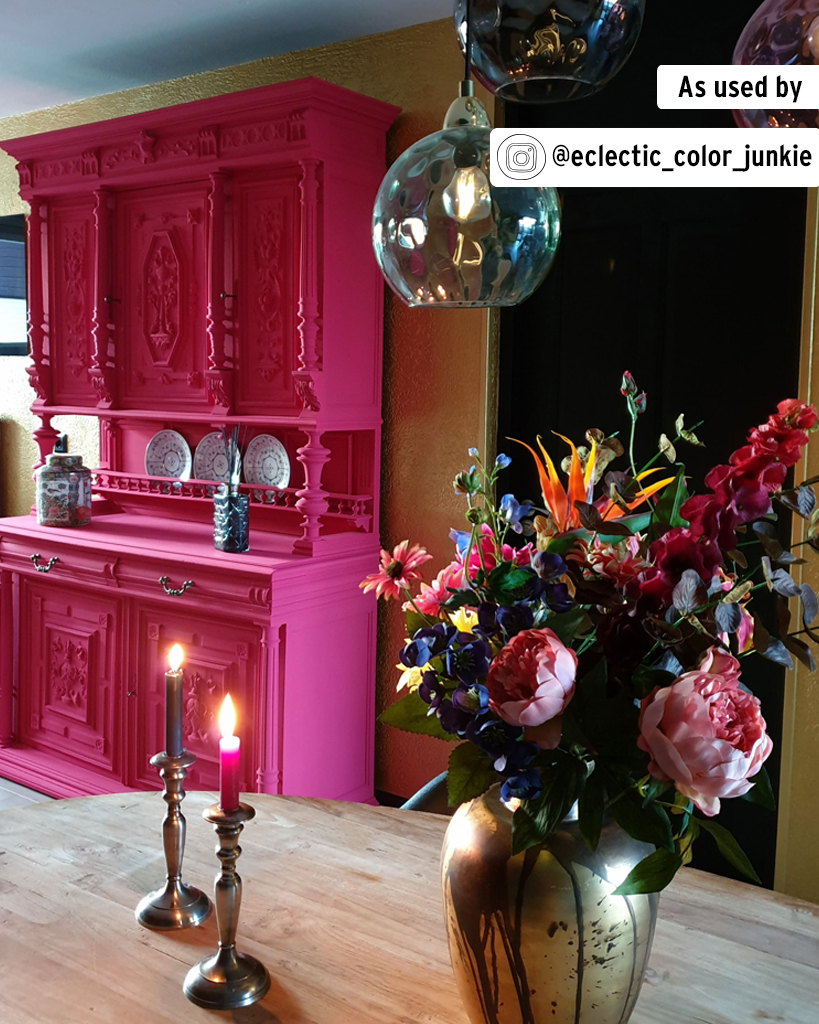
418;672;445;713
449;528;471;560
500;771;542;803
495;453;512;470
468;447;479;457
499;494;533;534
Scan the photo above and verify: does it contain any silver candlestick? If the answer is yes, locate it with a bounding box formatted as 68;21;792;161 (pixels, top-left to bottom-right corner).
183;801;270;1009
135;749;212;930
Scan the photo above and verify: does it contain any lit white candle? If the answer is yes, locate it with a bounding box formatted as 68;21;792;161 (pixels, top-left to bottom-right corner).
165;644;184;757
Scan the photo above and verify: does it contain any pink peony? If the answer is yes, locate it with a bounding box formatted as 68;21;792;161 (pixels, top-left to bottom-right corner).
412;561;465;616
486;629;577;746
638;648;772;816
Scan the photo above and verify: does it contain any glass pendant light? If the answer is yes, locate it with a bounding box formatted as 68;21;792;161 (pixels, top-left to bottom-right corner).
453;0;646;104
371;0;561;308
733;0;819;128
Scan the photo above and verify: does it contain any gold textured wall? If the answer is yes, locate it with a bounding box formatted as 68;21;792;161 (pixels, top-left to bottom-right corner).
0;19;495;797
776;188;819;904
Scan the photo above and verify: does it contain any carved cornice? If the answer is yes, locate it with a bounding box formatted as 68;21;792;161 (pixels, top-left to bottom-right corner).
13;110;310;191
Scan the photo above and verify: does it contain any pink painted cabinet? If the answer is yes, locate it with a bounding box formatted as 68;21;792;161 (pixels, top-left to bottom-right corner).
0;79;398;800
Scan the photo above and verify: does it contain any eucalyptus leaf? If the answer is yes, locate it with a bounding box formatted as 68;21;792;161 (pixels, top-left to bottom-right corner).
801;584;819;628
715;602;742;635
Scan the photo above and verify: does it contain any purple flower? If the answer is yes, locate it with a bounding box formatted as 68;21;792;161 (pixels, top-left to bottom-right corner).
501;770;542;803
496;602;535;638
399;623;458;668
542;581;573;613
499;493;532;533
418;672;445;713
443;637;491;685
532;551;567;580
438;683;490;736
464;717;537;775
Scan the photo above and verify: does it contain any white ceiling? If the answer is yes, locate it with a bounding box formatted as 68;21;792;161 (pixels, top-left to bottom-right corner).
0;0;453;119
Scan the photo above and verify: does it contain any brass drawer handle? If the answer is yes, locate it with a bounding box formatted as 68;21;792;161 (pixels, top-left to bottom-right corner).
158;575;195;597
30;553;59;573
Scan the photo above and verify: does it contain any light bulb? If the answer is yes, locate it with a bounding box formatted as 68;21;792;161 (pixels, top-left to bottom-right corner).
442;166;492;224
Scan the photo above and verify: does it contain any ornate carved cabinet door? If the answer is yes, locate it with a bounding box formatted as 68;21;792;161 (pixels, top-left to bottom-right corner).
130;604;262;791
19;581;120;777
233;170;300;415
48;197;98;406
115;182;210;409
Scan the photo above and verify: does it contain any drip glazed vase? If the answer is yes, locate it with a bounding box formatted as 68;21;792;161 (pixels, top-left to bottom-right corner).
733;0;819;128
441;786;658;1024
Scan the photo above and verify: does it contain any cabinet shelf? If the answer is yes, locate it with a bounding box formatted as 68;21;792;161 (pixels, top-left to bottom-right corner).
91;469;372;532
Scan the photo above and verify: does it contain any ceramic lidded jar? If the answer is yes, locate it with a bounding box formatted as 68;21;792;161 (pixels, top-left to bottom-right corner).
35;454;92;527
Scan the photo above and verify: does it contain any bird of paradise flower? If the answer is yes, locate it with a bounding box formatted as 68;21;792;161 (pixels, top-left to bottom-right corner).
513;433;674;534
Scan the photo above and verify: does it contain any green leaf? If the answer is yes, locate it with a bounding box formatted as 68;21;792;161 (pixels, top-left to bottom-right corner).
696;818;761;884
379;689;455;742
741;766;776;812
404;609;429;637
610;790;674;852
447;742;498;807
511;755;587;857
487;562;531;603
612;848;683;896
598;512;651;544
441;589;476;612
578;768;605;851
641;777;671;807
547;606;591;646
631;663;675;700
651;466;689;530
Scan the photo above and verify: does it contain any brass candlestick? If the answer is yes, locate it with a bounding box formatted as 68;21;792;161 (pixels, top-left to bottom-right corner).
183;801;270;1009
135;750;212;930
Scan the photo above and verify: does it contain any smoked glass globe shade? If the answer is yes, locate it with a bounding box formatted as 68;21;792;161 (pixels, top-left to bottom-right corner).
453;0;646;103
733;0;819;128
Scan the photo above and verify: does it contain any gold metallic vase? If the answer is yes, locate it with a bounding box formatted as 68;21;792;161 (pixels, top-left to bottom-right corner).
441;786;658;1024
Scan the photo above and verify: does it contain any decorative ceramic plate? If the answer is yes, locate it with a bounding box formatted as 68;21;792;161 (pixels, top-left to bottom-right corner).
144;429;192;480
243;434;290;488
194;432;238;484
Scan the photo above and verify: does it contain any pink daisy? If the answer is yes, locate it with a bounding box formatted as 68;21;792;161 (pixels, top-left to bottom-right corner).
360;541;433;601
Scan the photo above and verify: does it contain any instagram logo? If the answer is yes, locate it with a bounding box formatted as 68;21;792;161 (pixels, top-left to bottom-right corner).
498;134;546;179
506;142;536;173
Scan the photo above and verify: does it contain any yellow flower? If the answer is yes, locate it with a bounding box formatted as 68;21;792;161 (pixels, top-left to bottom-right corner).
451;607;478;633
396;663;425;692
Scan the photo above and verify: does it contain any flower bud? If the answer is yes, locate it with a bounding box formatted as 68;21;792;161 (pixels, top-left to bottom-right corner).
620;370;638;397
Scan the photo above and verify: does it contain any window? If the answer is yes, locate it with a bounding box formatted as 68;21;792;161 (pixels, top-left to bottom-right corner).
0;215;27;356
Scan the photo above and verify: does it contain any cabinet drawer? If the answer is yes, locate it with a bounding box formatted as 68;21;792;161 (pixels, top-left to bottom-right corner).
0;533;272;613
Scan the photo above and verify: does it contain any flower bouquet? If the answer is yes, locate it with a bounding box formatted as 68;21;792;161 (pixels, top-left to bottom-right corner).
364;374;819;895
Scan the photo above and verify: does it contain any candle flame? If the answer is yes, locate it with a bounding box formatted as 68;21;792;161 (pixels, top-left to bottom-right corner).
168;644;184;672
219;693;236;738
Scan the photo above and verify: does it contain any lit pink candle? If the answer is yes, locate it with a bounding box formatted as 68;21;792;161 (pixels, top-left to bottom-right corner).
218;693;241;811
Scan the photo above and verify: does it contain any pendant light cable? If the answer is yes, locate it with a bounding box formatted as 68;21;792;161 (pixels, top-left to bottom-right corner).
463;0;473;86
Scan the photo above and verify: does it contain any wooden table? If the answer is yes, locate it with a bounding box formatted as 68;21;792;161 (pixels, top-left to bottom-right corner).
0;793;817;1023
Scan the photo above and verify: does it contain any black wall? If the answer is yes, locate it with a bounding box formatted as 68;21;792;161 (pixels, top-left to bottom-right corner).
497;5;808;887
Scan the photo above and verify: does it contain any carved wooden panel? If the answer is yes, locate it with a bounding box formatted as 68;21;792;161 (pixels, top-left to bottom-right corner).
130;604;261;791
48;197;97;406
116;182;209;408
19;581;119;774
233;171;300;414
